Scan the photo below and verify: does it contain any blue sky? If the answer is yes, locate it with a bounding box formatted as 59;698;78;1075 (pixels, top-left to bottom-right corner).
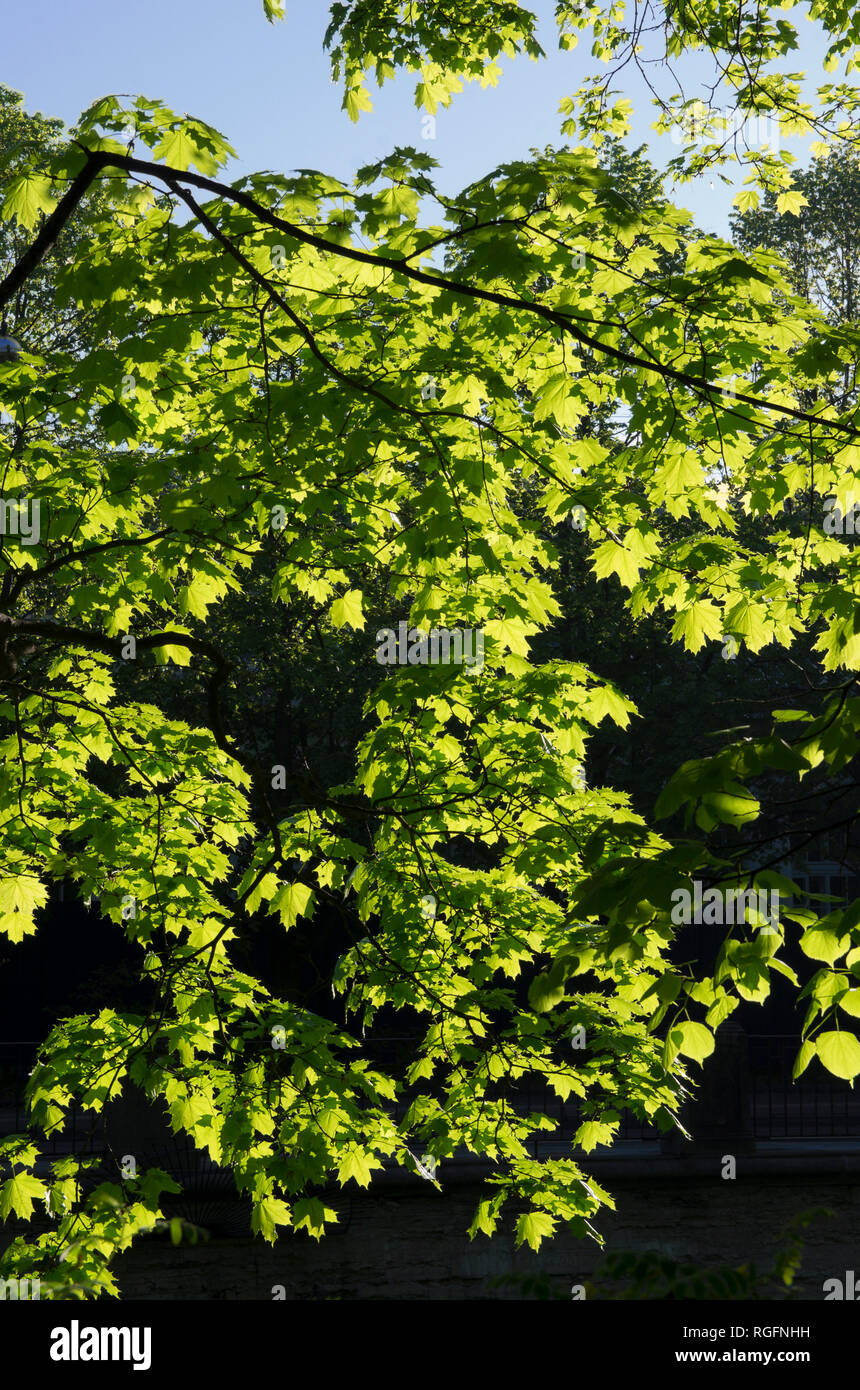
2;0;833;239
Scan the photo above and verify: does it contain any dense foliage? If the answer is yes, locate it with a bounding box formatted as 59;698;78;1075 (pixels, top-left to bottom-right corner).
2;1;860;1295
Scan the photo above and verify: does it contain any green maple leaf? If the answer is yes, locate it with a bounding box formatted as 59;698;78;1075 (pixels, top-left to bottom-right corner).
0;875;48;941
585;684;634;728
152;121;235;176
515;1211;556;1251
168;1091;212;1133
592;539;641;589
270;882;315;929
345;86;374;122
293;1197;338;1239
671;601;724;652
776;190;808;217
575;1119;617;1152
0;1172;46;1221
485;616;532;656
252;1195;292;1242
329;589;365;630
337;1147;374;1188
1;172;56;229
533;374;580;429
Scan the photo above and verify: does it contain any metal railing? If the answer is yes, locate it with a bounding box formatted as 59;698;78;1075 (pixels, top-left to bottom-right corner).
3;1035;859;1162
748;1034;860;1139
0;1040;107;1157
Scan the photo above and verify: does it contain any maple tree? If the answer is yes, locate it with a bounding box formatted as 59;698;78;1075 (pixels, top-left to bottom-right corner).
2;1;860;1295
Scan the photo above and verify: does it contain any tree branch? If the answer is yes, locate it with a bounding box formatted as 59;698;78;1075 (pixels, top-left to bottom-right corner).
0;147;857;440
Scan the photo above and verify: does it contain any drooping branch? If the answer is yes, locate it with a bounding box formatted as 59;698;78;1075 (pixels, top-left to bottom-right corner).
0;610;225;664
0;609;232;749
0;147;857;440
5;527;174;604
0;151;110;306
0;608;296;863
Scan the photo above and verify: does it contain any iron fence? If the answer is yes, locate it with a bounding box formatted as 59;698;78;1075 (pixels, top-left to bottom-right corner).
748;1034;860;1139
0;1041;105;1157
2;1034;859;1162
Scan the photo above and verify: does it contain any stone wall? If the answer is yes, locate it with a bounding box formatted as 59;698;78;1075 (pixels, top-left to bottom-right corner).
5;1024;858;1299
107;1161;856;1300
